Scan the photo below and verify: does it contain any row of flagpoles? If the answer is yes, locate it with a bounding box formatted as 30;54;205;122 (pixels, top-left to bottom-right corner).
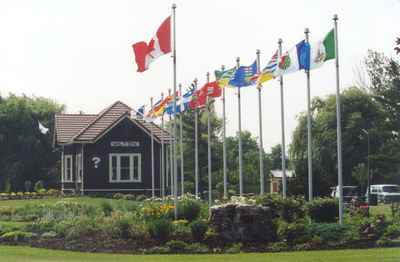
132;5;344;224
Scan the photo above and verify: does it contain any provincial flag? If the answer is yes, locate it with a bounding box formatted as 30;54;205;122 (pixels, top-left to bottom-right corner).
132;16;171;72
215;67;236;88
136;105;145;118
229;61;257;88
38;121;49;135
309;29;336;69
257;50;278;85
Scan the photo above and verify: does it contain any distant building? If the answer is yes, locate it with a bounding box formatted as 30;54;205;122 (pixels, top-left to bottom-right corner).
270;169;294;193
54;101;171;195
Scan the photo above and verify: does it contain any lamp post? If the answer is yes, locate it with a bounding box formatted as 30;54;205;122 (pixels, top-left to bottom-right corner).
361;129;370;203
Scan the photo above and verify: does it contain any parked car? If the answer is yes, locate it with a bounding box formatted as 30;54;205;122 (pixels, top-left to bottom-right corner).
366;184;400;204
331;186;360;203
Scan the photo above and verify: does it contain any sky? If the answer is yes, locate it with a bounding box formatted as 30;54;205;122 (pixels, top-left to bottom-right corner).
1;0;399;153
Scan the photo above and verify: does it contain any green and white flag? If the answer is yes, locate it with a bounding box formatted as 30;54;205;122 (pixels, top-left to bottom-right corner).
310;29;336;69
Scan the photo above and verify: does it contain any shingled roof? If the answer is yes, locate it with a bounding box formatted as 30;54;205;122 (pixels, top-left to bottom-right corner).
54;101;172;145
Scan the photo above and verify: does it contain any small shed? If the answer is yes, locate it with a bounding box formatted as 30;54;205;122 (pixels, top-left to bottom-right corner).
54;101;171;195
270;169;294;193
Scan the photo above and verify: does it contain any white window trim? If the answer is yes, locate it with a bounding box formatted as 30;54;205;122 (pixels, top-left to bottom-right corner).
109;153;141;183
63;155;74;183
76;154;82;183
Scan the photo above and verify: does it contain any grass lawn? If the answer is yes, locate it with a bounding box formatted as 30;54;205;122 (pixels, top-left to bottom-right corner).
0;245;399;262
0;197;134;208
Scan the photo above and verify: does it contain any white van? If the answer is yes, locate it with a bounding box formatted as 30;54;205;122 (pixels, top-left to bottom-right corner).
366;184;400;203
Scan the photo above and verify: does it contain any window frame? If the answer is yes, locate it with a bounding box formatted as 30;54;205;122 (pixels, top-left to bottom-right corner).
63;155;74;182
108;153;141;183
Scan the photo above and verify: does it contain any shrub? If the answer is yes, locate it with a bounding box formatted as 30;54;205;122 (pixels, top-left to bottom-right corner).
40;231;57;239
384;222;400;239
391;202;400;220
64;216;98;241
178;198;202;221
305;223;353;243
277;220;307;244
1;231;34;242
256;194;305;222
306;198;338;223
166;240;188;253
122;194;136;201
185;242;209;253
171;220;191;241
225;243;242;253
148;219;172;242
100;201;114;216
34;181;45;192
190;220;208;242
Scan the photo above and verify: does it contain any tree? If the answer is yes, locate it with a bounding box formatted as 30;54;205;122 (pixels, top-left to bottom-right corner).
289;87;389;196
0;94;64;191
395;37;400;54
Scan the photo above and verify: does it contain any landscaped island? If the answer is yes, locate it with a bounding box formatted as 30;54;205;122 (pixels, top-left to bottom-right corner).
0;193;399;255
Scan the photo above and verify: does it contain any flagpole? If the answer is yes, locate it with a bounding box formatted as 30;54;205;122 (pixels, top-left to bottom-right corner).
161;93;165;198
194;78;199;198
333;14;344;225
236;57;243;196
221;65;228;199
256;49;265;195
179;83;184;196
206;72;212;207
150;97;155;198
172;3;178;219
305;28;313;201
168;89;173;196
278;38;287;199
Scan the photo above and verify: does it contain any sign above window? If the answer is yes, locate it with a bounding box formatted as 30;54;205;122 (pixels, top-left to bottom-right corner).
110;141;140;147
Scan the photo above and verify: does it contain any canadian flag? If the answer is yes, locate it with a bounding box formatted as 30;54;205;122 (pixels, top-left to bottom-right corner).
132;16;171;72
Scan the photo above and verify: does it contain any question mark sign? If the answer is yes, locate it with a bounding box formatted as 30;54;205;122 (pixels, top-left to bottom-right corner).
92;157;101;168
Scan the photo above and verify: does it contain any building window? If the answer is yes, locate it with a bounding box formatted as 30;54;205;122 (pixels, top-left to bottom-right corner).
109;153;141;183
76;154;82;183
63;155;73;182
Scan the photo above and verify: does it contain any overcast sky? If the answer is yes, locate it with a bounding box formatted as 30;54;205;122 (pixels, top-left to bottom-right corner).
1;0;399;152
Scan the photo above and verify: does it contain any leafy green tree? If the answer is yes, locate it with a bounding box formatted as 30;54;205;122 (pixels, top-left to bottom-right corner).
289;87;389;196
0;94;64;191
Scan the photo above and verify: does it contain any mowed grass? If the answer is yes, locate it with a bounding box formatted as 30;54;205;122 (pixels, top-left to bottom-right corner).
0;246;399;262
0;197;134;208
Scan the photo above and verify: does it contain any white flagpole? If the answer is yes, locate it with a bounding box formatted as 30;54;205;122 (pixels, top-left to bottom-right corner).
150;97;155;198
168;89;173;196
304;28;313;201
179;84;184;196
221;65;228;199
206;72;212;207
256;49;265;195
161;93;165;198
278;38;287;199
194;78;199;197
172;3;178;219
333;14;344;225
236;57;243;196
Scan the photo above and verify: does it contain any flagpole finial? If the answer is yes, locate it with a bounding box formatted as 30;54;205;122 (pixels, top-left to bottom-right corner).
333;14;338;21
278;38;283;44
236;57;240;63
256;49;260;55
194;78;198;84
305;28;310;34
172;3;177;9
221;65;225;70
179;83;182;87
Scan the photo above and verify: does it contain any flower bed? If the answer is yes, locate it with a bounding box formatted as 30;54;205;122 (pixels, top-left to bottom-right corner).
0;189;61;201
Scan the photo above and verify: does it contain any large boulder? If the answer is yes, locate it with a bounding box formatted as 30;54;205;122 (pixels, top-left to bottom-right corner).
209;203;275;243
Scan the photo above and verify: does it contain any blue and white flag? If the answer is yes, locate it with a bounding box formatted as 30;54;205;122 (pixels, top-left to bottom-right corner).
229;60;257;88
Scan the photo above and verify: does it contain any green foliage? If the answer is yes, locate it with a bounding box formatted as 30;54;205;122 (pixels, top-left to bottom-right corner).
190;220;208;242
306;198;338;223
147;219;172;243
277;220;307;244
305;223;353;243
100;201;113;216
34;181;44;192
0;94;64;192
384;222;400;239
178;197;201;221
256;194;305;222
1;230;34;242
